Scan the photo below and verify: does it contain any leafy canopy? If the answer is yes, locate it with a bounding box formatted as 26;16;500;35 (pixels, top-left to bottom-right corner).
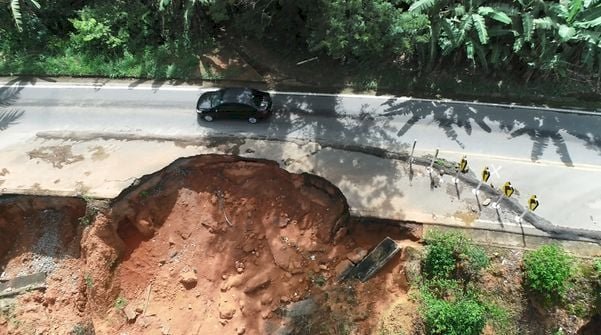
523;244;573;303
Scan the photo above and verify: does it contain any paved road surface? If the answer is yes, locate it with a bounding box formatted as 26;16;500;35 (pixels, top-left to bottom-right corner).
1;78;600;231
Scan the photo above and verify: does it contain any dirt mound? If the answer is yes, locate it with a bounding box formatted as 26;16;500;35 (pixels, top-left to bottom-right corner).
1;155;420;335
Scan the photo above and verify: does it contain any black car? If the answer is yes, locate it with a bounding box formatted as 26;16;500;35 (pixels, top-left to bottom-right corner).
196;87;273;123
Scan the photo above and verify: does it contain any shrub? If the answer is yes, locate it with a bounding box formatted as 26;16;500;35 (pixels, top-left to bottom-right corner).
423;230;489;280
421;278;462;299
459;244;490;280
68;7;129;56
421;292;486;335
423;231;463;278
523;244;573;303
594;258;601;276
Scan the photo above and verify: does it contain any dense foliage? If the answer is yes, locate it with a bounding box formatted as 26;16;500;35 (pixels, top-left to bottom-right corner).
421;290;487;335
523;244;573;303
1;0;600;81
423;230;489;280
419;231;492;335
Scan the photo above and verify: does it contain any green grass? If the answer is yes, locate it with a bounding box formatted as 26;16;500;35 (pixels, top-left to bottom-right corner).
114;296;127;310
84;274;93;289
2;34;598;112
0;45;201;80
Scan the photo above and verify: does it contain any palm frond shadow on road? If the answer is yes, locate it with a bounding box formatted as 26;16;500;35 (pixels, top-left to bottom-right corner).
0;109;25;131
380;98;601;166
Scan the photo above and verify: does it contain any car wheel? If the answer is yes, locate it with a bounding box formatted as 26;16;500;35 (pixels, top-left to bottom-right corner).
203;115;214;122
248;117;258;124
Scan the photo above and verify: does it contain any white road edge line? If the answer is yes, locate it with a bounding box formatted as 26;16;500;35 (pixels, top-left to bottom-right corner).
1;82;598;114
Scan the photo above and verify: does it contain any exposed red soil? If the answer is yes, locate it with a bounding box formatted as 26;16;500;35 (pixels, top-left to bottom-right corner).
0;155;421;335
0;196;89;334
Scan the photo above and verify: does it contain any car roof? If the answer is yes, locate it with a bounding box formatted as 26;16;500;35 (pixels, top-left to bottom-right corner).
220;88;256;106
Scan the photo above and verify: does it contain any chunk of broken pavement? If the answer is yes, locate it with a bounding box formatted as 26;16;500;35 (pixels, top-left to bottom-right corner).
346;248;368;264
346;237;400;282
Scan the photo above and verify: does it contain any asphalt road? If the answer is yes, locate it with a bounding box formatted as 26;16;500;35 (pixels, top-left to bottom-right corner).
1;79;601;230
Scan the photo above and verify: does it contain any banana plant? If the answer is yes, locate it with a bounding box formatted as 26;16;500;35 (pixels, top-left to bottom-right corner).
410;0;513;70
1;0;40;32
514;0;601;75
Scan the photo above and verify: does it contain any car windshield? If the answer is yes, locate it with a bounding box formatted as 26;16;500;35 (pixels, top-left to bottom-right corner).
198;92;222;109
222;88;261;107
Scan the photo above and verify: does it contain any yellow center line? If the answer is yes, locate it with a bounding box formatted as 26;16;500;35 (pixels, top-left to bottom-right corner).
418;149;601;172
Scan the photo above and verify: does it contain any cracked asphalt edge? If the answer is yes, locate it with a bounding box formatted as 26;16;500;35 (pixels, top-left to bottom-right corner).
31;130;601;243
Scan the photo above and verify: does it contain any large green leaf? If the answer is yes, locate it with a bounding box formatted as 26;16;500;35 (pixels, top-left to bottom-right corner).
441;18;458;47
549;3;569;19
10;0;22;31
534;17;555;30
478;6;512;24
573;7;601;28
558;24;576;41
27;0;39;9
466;40;475;61
458;15;474;44
440;39;455;55
576;30;601;43
573;16;601;28
8;0;41;31
159;0;171;11
568;0;583;23
513;37;524;52
454;4;466;16
409;0;438;13
488;2;520;16
472;14;489;44
522;12;534;42
473;40;489;71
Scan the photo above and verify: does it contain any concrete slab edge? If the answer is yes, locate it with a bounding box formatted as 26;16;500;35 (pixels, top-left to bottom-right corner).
21;130;601;243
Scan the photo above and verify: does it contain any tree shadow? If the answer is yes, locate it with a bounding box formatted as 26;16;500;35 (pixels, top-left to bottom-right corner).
380;98;601;166
381;100;492;149
0;110;25;131
0;78;31;132
0;79;28;107
256;92;409;216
